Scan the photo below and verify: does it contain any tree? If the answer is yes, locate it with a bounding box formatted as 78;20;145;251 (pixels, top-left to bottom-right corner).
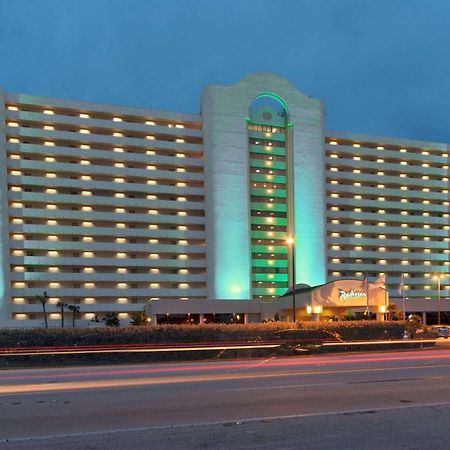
35;291;49;328
387;303;397;321
102;312;120;327
56;302;68;328
130;310;147;326
387;303;404;321
67;304;81;327
91;314;100;323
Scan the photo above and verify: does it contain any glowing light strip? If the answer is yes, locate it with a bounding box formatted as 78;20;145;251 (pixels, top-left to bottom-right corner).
321;339;436;347
0;344;280;357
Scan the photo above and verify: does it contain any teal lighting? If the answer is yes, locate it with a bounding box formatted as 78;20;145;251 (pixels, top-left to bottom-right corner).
294;169;327;286
252;92;290;114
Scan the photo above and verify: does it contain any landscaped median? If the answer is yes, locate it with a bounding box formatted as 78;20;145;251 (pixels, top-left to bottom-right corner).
0;321;436;367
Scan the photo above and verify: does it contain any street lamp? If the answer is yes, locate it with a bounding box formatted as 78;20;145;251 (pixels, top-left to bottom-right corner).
286;236;296;323
433;273;446;326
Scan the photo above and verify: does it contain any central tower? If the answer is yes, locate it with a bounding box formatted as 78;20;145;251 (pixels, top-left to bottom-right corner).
247;94;294;300
202;73;327;300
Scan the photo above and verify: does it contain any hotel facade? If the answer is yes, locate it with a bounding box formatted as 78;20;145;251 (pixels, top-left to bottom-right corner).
0;73;448;327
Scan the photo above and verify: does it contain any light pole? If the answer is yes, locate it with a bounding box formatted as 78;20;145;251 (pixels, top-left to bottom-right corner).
286;236;296;323
433;273;445;326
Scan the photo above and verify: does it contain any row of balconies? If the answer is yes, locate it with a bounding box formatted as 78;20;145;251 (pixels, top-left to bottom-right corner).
9;223;205;238
5;93;202;130
250;202;287;213
327;184;447;200
328;219;448;229
248;130;286;142
5;110;202;136
10;256;206;267
8;158;204;180
11;143;203;166
327;197;448;212
250;159;286;171
252;273;288;282
6;127;203;152
9;239;205;253
326;274;449;284
11;303;145;315
324;142;448;162
328;210;448;225
249;188;287;198
328;262;448;272
10;272;206;282
250;173;286;184
325;168;448;186
11;287;207;297
327;237;448;249
327;223;449;236
8;207;206;224
251;216;288;227
327;250;448;261
249;144;285;156
9;192;205;211
8;174;204;195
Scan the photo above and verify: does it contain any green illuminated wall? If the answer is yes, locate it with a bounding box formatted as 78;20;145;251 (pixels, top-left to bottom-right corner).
202;73;327;300
201;86;252;299
248;100;289;299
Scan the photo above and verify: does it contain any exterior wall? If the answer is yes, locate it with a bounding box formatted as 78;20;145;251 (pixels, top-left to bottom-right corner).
0;88;12;326
202;73;327;300
146;279;388;322
201;82;252;300
2;92;206;326
324;131;450;301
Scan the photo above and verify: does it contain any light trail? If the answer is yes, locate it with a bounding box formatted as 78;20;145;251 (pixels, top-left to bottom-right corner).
2;349;450;384
0;338;436;356
3;361;450;396
0;343;279;357
321;339;436;346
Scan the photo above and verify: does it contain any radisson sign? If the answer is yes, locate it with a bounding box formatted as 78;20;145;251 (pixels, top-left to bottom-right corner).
338;289;367;301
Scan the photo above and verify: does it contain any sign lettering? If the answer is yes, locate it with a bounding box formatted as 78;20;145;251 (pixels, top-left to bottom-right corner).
338;289;367;301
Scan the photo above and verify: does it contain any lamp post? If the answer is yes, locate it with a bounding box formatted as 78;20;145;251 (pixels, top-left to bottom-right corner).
286;236;296;323
433;274;445;326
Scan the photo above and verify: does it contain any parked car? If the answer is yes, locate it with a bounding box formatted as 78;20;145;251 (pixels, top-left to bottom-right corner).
430;325;450;338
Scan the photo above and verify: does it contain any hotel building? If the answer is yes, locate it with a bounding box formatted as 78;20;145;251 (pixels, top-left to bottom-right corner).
0;73;448;326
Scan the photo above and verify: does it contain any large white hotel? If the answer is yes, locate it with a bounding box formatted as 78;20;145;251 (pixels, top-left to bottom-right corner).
0;73;448;326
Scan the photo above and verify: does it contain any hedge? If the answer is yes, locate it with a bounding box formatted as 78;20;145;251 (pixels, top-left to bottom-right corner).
0;321;406;348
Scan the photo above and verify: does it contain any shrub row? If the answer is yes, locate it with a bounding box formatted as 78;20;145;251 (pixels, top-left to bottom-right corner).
0;321;406;348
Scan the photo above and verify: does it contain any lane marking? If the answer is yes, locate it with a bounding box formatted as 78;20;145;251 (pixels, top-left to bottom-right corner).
3;400;450;444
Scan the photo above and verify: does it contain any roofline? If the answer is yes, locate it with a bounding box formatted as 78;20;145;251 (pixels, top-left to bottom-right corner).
326;129;449;149
4;91;202;124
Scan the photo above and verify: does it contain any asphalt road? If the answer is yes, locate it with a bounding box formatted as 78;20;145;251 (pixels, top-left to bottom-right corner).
2;349;450;449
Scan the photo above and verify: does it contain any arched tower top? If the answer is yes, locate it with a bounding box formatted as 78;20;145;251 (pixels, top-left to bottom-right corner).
249;92;289;127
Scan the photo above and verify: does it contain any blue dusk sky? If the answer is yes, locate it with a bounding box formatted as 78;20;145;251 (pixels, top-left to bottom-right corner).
1;0;449;143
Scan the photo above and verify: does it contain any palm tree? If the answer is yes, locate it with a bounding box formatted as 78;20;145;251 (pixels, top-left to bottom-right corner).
130;310;147;326
56;302;68;328
67;304;81;327
102;312;120;327
35;291;49;328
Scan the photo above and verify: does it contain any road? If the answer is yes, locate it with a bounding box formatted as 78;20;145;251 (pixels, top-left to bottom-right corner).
2;349;450;449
